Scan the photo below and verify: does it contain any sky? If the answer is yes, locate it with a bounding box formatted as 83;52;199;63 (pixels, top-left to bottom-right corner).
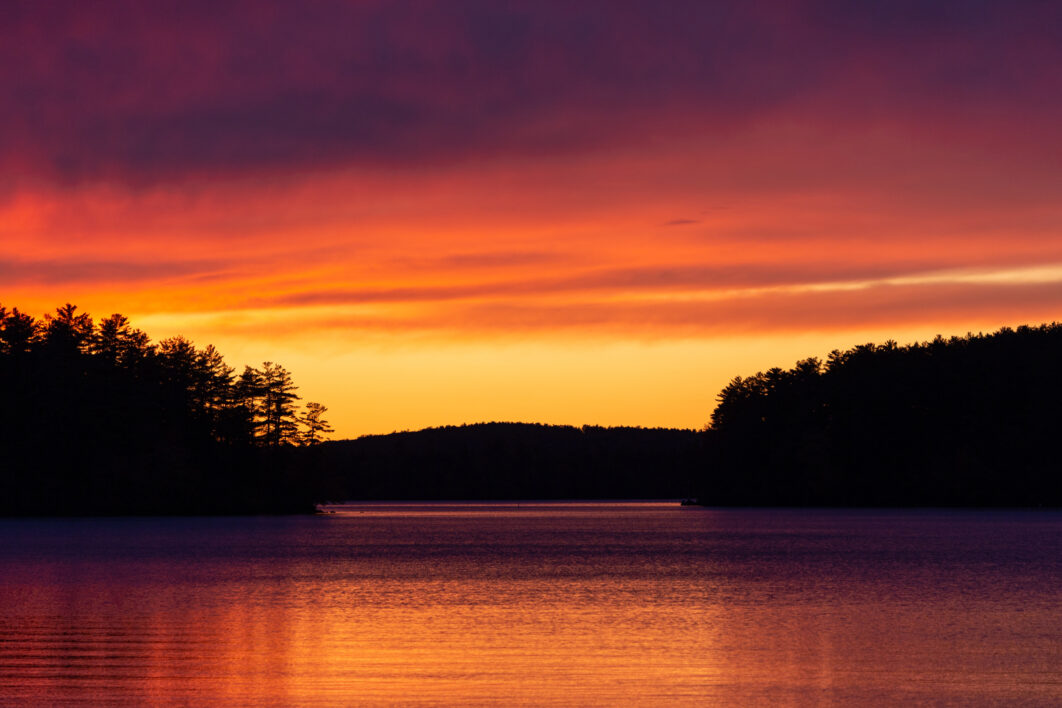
3;0;1062;437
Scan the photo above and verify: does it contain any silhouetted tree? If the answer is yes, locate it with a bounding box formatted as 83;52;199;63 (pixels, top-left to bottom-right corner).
43;303;94;355
192;344;236;438
93;313;152;368
0;307;40;355
235;365;266;440
299;402;334;445
259;362;301;447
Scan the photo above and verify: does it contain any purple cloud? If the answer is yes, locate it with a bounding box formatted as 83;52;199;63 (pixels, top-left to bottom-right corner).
2;0;1057;189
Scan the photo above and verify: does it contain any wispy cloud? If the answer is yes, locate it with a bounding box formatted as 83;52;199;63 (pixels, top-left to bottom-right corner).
245;259;1056;308
393;251;572;271
0;257;228;286
167;278;1062;343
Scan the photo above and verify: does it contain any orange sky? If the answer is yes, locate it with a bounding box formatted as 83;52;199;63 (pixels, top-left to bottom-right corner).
4;1;1062;437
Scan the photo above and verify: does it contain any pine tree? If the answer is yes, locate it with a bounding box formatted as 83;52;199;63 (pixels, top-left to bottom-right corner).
259;362;301;446
43;303;94;355
93;314;152;369
235;366;266;442
299;402;334;445
0;307;41;355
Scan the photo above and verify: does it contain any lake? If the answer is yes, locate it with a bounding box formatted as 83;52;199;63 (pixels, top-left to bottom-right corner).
1;503;1060;705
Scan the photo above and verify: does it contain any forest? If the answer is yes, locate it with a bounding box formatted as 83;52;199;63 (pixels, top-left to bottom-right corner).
0;303;336;515
699;324;1062;506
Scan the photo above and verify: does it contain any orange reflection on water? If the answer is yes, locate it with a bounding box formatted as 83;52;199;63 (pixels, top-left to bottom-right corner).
151;574;729;704
3;508;1062;705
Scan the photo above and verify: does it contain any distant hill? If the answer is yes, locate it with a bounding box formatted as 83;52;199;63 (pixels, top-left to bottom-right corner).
318;422;702;500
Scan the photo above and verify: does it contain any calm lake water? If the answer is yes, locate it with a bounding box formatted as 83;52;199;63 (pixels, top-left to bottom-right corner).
1;503;1060;705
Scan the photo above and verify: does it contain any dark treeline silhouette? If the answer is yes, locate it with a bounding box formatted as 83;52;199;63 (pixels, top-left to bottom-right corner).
0;303;334;515
700;324;1062;506
10;301;1062;512
318;422;702;500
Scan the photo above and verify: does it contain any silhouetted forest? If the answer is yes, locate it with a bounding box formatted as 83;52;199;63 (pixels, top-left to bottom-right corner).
318;423;702;500
0;303;335;515
7;301;1062;513
700;324;1062;506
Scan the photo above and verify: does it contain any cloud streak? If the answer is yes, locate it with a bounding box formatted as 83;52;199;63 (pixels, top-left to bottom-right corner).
0;256;228;286
246;260;1061;308
173;279;1062;343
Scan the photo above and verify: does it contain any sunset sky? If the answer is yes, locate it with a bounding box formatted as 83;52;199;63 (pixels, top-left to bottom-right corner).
4;1;1061;437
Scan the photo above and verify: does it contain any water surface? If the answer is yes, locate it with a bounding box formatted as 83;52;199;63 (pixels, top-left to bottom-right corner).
1;504;1060;705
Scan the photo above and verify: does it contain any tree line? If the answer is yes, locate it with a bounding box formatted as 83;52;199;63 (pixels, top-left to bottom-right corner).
699;323;1062;506
7;300;1061;512
0;303;334;515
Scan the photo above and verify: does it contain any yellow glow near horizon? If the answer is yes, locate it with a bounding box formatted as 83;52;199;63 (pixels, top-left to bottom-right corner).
106;318;1025;438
